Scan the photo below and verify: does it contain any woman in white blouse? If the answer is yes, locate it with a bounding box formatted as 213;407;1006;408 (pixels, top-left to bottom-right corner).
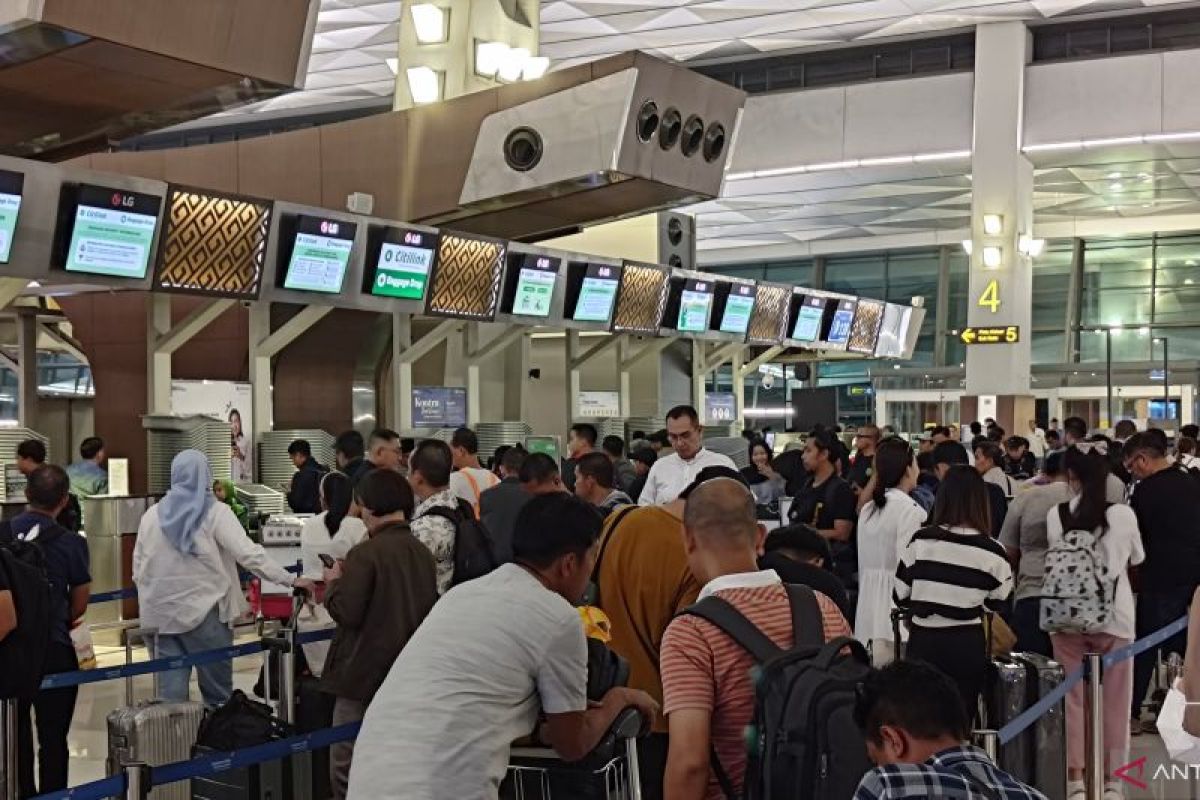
134;450;314;707
855;437;927;665
300;472;368;579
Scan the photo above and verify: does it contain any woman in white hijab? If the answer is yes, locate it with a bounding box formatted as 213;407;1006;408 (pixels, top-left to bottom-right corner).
134;450;314;707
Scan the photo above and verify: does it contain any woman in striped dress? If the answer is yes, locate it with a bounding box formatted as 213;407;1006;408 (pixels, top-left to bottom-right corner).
895;465;1014;715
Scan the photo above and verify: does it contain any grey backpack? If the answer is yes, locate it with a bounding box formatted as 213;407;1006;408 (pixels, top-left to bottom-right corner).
1040;503;1116;634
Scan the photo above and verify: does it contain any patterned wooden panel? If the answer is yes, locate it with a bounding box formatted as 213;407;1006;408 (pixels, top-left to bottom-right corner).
848;299;884;354
748;284;789;344
154;187;271;298
427;233;505;320
613;263;668;334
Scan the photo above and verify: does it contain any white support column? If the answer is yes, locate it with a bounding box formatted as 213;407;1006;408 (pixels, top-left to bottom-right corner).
0;278;28;312
39;323;88;364
248;302;273;438
16;312;37;429
566;331;581;426
738;346;785;379
691;340;707;414
393;313;412;431
515;333;531;422
619;337;674;420
965;22;1035;405
466;324;526;426
146;295;172;415
732;349;745;430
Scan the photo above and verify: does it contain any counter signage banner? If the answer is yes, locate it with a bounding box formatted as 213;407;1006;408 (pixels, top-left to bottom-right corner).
171;380;254;482
412;387;467;428
705;392;737;425
578;391;620;418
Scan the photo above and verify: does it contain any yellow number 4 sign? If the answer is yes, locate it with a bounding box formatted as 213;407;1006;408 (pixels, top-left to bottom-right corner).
978;279;1001;313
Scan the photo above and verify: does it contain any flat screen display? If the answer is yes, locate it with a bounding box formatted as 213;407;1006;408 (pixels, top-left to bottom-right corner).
792;295;826;342
282;216;356;294
574;263;620;322
366;226;438;300
0;171;24;264
411;386;467;428
848;299;885;354
511;255;559;318
677;278;715;332
824;298;857;346
64;184;161;279
875;303;913;358
719;284;755;335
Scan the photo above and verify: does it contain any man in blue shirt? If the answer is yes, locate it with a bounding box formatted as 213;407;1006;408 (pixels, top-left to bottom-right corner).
65;435;108;498
3;465;91;796
852;661;1046;799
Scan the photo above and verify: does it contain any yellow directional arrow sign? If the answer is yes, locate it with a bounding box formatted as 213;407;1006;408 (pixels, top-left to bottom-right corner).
960;325;1020;345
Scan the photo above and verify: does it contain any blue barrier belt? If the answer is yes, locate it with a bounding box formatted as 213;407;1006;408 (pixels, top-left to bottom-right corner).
40;641;265;690
32;772;127;800
89;563;303;605
151;722;362;785
997;612;1190;744
295;628;334;645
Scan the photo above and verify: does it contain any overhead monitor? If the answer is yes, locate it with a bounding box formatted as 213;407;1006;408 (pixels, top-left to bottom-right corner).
364;225;439;301
676;278;715;332
875;303;913;358
0;170;24;264
58;184;162;279
565;262;621;324
747;283;790;344
821;297;857;349
713;281;755;336
613;263;669;334
791;294;826;343
848;298;885;354
278;215;357;294
426;233;506;320
411;386;467;428
501;252;560;318
154;187;272;298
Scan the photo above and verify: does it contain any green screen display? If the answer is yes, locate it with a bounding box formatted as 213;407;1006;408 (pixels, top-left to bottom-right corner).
513;266;556;317
677;279;714;332
65;185;161;279
370;227;437;300
0;171;23;264
793;295;825;342
720;289;754;334
283;217;356;294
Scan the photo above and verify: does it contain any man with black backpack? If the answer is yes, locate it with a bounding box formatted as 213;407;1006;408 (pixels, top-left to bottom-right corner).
1;465;91;797
408;439;497;593
787;429;859;598
661;476;862;800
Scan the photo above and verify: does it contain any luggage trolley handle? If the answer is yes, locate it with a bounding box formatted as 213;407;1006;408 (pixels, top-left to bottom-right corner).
891;608;909;660
124;625;160;705
260;588;308;724
613;707;647;800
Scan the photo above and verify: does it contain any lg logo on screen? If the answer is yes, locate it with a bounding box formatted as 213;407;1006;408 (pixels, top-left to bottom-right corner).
320;220;340;236
110;193;135;208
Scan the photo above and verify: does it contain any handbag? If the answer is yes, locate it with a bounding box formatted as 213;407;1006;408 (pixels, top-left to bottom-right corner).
195;690;292;751
985;611;1017;657
69;622;96;670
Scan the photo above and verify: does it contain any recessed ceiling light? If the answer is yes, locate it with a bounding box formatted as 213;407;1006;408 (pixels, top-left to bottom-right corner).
1110;182;1124;192
1107;172;1122;180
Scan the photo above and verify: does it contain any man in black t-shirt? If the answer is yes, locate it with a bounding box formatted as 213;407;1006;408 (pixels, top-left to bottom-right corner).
788;430;858;594
848;425;880;491
1124;431;1200;732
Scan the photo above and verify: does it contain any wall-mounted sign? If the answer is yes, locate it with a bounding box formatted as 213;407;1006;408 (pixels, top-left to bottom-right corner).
280;215;356;294
578;390;621;418
412;386;467;428
705;392;737;424
960;325;1019;345
503;253;560;318
0;170;24;264
717;283;755;335
62;184;162;279
677;278;715;333
366;225;439;301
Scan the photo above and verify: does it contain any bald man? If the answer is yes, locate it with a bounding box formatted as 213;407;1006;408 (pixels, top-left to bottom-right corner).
659;478;852;799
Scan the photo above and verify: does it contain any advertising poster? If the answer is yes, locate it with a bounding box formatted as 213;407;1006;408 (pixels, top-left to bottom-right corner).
578;391;621;418
705;392;738;425
171;380;254;482
412;387;468;428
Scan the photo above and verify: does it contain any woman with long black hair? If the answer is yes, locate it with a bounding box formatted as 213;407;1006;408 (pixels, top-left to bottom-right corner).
300;471;368;579
895;465;1013;715
740;438;786;508
1046;444;1143;800
856;437;927;665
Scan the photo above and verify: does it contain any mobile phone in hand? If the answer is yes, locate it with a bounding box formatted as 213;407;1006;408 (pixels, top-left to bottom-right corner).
319;554;336;569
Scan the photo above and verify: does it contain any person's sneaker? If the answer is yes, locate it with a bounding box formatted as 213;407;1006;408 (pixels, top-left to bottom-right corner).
1104;781;1124;800
1130;717;1144;736
1067;779;1086;800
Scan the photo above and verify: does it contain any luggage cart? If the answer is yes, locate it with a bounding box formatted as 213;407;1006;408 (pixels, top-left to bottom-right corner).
504;709;644;800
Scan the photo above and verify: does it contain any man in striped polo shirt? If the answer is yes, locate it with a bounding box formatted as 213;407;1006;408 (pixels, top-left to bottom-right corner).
660;475;852;800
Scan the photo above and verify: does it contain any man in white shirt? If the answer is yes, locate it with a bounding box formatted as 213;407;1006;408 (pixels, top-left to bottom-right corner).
1026;419;1047;462
448;426;499;516
973;441;1015;497
346;493;657;800
638;405;736;506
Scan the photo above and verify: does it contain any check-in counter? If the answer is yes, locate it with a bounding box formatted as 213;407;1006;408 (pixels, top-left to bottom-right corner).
80;495;157;642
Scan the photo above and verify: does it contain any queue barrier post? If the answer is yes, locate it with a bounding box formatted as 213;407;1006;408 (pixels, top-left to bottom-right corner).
1084;653;1104;800
123;761;149;800
972;729;999;763
2;697;17;800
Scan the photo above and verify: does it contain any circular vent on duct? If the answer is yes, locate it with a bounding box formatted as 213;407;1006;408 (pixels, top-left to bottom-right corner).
504;127;543;172
681;115;704;157
658;107;682;151
667;216;684;246
636;101;659;143
703;123;727;163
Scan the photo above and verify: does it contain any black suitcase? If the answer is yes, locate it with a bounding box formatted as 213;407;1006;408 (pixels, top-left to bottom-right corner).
296;676;335;800
190;746;286;800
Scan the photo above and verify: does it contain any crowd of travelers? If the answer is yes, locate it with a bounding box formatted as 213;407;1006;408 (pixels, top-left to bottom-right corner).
4;410;1199;800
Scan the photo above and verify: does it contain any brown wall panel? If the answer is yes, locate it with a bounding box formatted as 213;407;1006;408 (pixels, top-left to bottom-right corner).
237;128;322;206
319;114;408;220
163;142;238;193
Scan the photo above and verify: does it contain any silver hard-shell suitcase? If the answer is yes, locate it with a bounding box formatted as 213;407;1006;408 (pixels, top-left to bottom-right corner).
1012;652;1067;800
987;657;1032;785
107;699;205;800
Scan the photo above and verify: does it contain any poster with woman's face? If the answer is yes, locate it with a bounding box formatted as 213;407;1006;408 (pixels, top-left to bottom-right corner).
170;381;254;483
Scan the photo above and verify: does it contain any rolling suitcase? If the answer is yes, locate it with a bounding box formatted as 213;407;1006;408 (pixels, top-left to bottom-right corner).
987;657;1032;785
108;700;206;800
190;746;287;800
1012;652;1067;800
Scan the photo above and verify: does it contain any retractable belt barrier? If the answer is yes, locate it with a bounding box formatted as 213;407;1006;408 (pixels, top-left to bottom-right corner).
87;564;304;605
996;612;1190;744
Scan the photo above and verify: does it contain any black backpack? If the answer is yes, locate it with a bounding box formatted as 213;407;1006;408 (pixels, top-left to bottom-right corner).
422;498;499;587
196;690;292;751
684;584;873;800
0;520;60;699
